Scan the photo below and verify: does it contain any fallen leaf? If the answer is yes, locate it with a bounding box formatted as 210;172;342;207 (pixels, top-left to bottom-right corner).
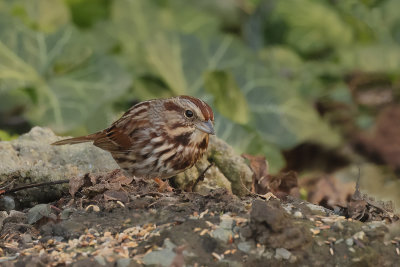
69;174;91;197
242;154;269;194
301;175;354;209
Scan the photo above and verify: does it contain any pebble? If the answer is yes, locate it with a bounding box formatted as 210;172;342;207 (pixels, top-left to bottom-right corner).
293;211;303;218
306;203;328;213
346;238;354;246
353;231;365;240
212;227;232;242
367;221;386;230
142;248;175;266
53;236;64;242
333;220;344;231
262;250;274;260
88;228;99;236
237;241;252;253
0;196;15;211
219;215;234;229
212;216;235;242
94;255;106;265
282;204;294;213
275;248;291;260
335;238;344;244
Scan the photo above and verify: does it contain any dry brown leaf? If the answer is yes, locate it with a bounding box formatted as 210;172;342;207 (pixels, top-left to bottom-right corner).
242;154;299;198
268;171;299;198
69;174;91;197
242;154;269;194
301;175;354;209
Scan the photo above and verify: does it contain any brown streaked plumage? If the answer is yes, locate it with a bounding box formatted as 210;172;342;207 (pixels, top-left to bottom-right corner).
52;96;215;179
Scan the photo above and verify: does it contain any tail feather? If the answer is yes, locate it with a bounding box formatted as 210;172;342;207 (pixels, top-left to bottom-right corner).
51;133;100;145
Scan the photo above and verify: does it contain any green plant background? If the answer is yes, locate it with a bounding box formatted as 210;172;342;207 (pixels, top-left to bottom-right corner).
1;0;400;173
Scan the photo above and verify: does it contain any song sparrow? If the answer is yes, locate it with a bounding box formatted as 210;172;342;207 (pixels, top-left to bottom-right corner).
52;96;215;179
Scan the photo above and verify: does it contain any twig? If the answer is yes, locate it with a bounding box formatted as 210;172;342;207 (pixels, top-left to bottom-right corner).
352;165;362;200
0;179;69;195
192;163;214;191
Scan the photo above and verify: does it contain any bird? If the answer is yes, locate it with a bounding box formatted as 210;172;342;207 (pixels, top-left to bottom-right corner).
52;96;215;183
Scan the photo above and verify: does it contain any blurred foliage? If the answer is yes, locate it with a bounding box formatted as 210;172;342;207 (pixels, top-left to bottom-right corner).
0;129;18;141
1;0;400;173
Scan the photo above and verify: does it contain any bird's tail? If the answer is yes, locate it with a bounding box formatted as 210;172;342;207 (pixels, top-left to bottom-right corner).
51;133;100;146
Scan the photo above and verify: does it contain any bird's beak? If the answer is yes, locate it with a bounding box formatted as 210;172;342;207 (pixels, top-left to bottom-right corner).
196;119;215;135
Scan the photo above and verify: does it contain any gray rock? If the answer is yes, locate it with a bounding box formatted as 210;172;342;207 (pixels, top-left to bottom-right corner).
0;127;118;204
27;204;54;224
275;248;291;260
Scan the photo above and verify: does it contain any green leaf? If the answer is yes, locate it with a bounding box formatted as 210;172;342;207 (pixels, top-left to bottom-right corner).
10;0;70;33
273;0;353;55
0;14;131;133
214;113;285;173
66;0;110;28
204;71;250;124
238;62;341;149
0;129;18;141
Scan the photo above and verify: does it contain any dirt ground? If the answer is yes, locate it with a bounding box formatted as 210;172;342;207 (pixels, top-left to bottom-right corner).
1;176;399;267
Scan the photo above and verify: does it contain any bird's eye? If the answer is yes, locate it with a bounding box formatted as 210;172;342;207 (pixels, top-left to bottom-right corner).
184;110;194;118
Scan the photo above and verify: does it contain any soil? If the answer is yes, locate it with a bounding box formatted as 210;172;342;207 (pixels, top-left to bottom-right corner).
1;177;399;267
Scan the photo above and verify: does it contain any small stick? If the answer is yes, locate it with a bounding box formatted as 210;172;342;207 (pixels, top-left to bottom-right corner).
352;166;362;200
192;163;214;191
0;179;69;195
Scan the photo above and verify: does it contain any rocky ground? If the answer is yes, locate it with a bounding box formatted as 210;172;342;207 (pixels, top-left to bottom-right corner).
0;128;399;266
